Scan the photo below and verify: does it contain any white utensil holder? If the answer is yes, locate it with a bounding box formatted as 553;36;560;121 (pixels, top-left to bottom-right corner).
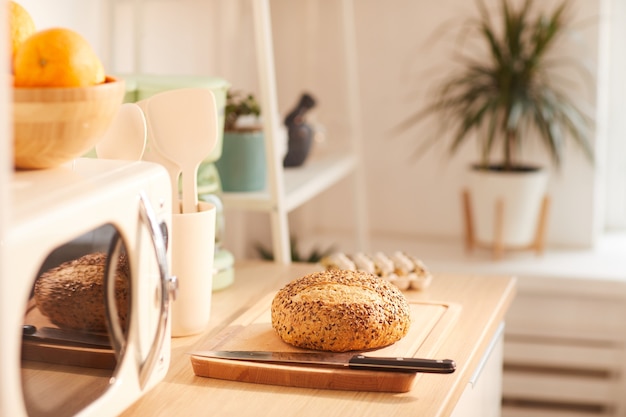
170;201;216;337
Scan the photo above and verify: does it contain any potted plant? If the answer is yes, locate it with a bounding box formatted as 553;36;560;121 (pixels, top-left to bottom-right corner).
400;0;594;253
215;90;267;192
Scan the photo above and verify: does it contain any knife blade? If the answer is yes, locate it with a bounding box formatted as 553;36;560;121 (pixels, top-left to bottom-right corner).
190;350;456;373
22;325;112;349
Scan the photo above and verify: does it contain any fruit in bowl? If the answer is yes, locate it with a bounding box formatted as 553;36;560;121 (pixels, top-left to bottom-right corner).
10;22;124;169
13;27;106;88
8;0;35;67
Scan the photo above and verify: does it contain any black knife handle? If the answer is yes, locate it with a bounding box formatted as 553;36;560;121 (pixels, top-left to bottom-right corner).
348;355;456;373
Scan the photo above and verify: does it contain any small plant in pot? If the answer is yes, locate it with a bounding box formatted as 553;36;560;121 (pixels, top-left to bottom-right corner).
215;90;266;192
399;0;594;254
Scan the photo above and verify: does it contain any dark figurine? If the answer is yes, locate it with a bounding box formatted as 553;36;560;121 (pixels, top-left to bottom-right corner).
283;93;316;167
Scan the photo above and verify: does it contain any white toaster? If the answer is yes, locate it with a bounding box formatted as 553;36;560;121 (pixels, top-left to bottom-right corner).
0;158;177;417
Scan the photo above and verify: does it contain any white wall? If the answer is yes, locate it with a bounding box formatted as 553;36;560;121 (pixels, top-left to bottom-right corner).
17;0;110;63
280;0;602;250
314;0;601;249
15;0;605;254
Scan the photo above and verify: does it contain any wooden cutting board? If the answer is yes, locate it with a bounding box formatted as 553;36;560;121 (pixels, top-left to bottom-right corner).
190;293;460;392
21;299;116;370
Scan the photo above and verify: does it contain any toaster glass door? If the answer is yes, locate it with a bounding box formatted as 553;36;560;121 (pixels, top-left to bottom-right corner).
20;224;131;417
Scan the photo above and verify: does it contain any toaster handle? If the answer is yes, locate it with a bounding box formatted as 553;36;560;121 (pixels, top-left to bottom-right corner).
104;235;126;360
136;191;176;389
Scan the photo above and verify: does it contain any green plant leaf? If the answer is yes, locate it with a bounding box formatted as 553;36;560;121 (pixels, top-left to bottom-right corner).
254;237;336;263
396;0;594;171
225;90;262;131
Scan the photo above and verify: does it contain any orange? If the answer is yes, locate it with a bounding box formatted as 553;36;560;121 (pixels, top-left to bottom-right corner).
13;27;106;87
9;1;36;67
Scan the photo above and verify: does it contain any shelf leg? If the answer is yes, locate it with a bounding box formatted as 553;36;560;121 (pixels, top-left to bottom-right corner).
462;189;475;253
251;0;291;264
533;195;550;256
341;0;369;251
493;198;505;260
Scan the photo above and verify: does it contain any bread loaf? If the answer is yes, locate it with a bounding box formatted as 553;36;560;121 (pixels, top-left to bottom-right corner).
271;269;411;352
34;252;130;333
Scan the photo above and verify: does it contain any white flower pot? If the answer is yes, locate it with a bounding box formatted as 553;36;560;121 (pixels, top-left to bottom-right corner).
466;166;549;248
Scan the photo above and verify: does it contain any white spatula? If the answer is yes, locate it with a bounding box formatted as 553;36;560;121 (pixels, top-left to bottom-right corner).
145;89;218;213
136;98;182;214
96;103;147;160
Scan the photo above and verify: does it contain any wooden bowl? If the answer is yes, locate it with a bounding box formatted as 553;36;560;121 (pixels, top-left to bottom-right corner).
12;76;126;169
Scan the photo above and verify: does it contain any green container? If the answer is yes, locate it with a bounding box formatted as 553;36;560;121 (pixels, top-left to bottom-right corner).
121;76;139;103
215;131;266;192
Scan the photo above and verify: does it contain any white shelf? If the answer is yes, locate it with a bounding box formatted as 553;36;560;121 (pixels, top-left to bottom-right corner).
113;0;368;264
222;0;367;264
220;149;357;213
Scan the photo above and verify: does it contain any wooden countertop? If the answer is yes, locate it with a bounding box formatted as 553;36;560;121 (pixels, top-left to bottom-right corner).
121;261;516;417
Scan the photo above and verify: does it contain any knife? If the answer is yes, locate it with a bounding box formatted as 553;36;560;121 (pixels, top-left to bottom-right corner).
22;325;112;349
190;350;456;373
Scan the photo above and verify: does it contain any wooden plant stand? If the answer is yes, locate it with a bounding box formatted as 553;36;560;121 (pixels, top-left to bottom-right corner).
462;189;550;260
